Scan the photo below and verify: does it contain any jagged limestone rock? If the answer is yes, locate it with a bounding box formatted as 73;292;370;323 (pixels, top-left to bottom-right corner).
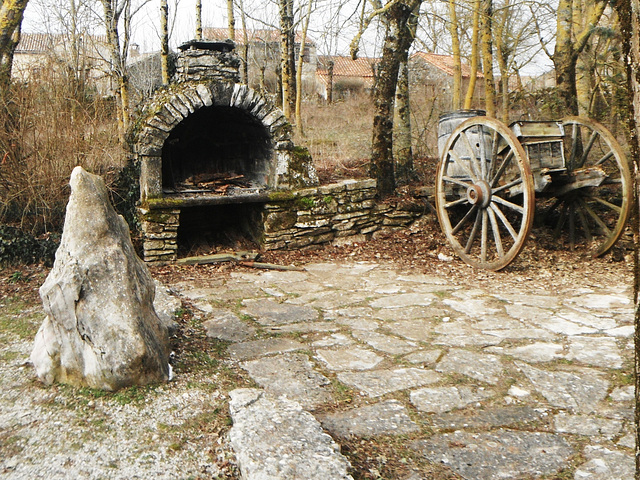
30;167;170;391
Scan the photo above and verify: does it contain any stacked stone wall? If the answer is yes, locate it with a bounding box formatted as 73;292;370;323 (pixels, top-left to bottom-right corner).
139;208;180;263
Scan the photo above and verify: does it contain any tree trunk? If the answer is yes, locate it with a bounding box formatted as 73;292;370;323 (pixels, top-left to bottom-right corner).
238;0;249;84
160;0;170;85
613;2;638;476
195;0;202;40
481;0;496;118
394;60;413;185
448;0;462;110
279;0;294;118
327;60;334;104
227;0;235;40
371;0;421;197
0;0;29;96
295;0;314;135
553;0;606;115
463;0;481;110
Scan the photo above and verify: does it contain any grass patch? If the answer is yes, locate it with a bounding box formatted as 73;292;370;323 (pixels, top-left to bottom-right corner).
0;297;41;340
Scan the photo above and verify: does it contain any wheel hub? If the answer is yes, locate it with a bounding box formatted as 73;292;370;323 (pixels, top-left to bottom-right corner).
467;181;491;208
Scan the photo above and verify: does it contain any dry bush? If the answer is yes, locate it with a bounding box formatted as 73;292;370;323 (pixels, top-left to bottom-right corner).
294;95;374;183
0;69;126;235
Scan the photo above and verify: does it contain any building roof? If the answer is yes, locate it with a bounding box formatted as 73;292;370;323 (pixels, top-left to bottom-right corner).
317;55;378;78
16;33;107;54
411;52;484;79
203;28;315;46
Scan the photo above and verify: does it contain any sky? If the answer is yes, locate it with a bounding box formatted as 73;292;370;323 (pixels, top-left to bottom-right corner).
20;0;553;75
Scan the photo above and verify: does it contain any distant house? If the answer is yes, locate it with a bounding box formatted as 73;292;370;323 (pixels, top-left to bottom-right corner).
315;55;378;100
13;33;112;95
409;52;485;107
203;27;318;92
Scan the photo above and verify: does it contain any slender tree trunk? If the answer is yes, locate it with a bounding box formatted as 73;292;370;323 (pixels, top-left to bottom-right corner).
160;0;170;85
327;60;334;104
480;0;496;117
448;0;462;110
463;0;481;109
279;0;294;118
394;60;413;185
195;0;202;40
238;0;249;84
295;0;314;135
371;0;422;197
227;0;235;40
287;0;296;115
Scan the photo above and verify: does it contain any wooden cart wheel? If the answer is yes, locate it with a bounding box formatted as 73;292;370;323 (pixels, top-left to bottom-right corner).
547;116;632;256
436;116;535;271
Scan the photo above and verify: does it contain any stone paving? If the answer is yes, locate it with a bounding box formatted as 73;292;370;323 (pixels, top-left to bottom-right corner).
171;261;635;480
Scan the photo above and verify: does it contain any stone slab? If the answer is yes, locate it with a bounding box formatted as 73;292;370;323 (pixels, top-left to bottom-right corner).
573;446;634;480
436;349;504;384
553;413;622;439
370;293;435;309
337;368;441;397
203;310;256;342
352;330;418;355
229;389;353;480
410;386;494;414
517;362;610;413
412;430;573;480
242;299;319;326
430;406;544;431
228;338;306;361
318;400;419;438
240;353;333;409
315;346;384;371
486;342;564;363
566;337;623;369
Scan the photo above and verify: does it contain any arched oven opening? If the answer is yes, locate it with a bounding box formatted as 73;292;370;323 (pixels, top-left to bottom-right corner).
162;105;273;193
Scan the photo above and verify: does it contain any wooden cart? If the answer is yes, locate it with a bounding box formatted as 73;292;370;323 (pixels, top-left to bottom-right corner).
435;112;632;270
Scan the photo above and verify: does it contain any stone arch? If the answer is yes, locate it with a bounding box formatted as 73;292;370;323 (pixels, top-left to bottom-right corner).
134;81;310;201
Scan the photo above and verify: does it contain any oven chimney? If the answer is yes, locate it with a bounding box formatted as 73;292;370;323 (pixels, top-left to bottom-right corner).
175;39;240;83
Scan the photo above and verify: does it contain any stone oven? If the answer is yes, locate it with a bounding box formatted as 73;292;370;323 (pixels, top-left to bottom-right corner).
133;40;319;263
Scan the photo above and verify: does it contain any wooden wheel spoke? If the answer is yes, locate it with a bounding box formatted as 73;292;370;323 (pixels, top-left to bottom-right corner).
445;197;471;209
586;194;622;213
492;177;522;195
491;195;524;214
581;198;612;236
460;131;482;178
443;175;473;189
487;208;504;257
449;150;478;183
490;203;518;241
464;210;482;253
578;130;598;168
569;123;580;169
479;125;488;179
576;205;593;242
595;151;614;166
481;210;489;262
452;204;479;235
490;150;514;187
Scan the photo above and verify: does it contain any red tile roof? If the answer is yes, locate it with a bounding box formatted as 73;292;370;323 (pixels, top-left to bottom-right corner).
411;52;484;79
203;28;315;46
317;55;378;78
16;33;107;54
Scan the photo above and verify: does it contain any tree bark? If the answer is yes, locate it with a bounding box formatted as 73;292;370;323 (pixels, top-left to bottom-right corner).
553;0;606;115
394;60;413;185
481;0;496;118
227;0;235;40
279;0;294;118
613;2;639;477
463;0;481;110
295;0;314;135
448;0;462;110
237;0;249;84
370;0;421;197
195;0;202;40
0;0;29;95
160;0;169;85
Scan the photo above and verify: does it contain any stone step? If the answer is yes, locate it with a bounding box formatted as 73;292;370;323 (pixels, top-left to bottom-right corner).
229;388;354;480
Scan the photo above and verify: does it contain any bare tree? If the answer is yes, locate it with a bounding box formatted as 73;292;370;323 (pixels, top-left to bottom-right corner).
160;0;169;85
295;0;313;134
